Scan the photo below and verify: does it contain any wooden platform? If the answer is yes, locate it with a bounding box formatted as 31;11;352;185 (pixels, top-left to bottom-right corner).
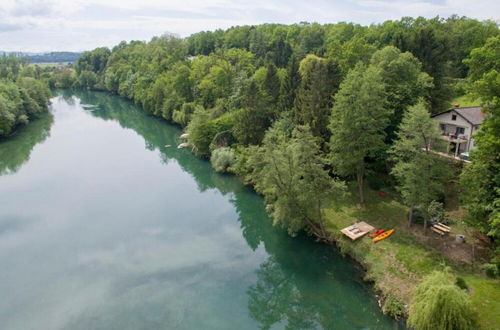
341;221;375;240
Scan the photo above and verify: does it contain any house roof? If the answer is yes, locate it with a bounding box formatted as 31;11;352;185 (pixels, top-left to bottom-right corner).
432;106;484;126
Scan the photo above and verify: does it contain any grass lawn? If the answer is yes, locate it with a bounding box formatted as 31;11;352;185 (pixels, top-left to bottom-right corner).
451;94;481;107
322;182;499;327
465;275;500;330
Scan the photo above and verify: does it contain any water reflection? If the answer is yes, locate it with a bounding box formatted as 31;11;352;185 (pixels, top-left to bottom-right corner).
64;90;398;329
0;112;53;175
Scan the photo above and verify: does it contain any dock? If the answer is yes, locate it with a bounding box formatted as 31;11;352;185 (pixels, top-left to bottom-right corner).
341;221;374;240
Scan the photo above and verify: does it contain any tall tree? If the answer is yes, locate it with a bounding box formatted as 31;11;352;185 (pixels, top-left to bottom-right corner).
262;62;281;113
460;36;500;241
248;120;345;240
370;46;433;143
390;102;449;227
329;64;390;204
278;54;300;113
295;55;340;140
233;80;271;146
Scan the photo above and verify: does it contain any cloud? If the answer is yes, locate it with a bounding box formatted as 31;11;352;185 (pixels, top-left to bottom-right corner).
0;0;498;52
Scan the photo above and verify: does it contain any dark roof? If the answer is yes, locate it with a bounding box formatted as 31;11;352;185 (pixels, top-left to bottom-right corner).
455;107;484;125
432;106;484;126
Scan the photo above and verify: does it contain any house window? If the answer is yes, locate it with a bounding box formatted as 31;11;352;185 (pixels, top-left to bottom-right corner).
456;127;465;135
440;124;446;133
452;114;457;121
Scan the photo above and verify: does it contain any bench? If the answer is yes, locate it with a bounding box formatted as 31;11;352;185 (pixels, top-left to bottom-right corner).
436;222;451;231
431;226;446;236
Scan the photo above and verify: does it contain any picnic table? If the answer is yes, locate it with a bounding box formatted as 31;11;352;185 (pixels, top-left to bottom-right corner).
431;222;451;236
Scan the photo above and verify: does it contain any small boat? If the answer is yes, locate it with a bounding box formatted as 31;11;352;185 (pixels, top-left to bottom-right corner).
372;229;395;242
370;229;385;237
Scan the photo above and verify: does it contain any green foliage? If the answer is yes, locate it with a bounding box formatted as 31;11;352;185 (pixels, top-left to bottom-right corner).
390;102;449;223
295;54;340;139
247;121;345;240
382;295;405;320
408;271;477;330
210;147;236;173
481;264;499;278
369;46;433;140
329;63;390;203
172;102;201;127
455;277;469;291
0;65;51;138
187;111;236;158
460;36;500;242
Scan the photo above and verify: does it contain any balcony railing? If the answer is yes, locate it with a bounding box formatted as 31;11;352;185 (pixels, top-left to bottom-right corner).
439;133;468;144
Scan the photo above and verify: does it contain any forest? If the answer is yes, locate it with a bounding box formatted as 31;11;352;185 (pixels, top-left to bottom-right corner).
0;56;51;138
20;15;500;328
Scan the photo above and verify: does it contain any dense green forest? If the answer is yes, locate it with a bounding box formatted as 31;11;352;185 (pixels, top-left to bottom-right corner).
61;16;499;248
2;14;499;328
0;56;51;138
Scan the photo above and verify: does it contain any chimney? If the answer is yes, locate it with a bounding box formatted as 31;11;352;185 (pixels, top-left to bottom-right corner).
454;104;460;109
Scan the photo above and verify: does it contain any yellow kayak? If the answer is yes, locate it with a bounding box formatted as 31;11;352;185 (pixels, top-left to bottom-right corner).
372;229;395;242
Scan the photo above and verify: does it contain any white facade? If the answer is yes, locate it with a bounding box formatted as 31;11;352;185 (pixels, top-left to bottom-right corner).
432;110;479;154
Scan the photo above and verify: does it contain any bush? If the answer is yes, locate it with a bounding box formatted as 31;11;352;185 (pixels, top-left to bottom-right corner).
482;263;498;278
210;147;236;173
367;175;384;190
455;277;468;291
382;295;405;319
408;271;477;330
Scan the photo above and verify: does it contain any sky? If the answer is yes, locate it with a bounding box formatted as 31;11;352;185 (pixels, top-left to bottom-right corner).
0;0;499;52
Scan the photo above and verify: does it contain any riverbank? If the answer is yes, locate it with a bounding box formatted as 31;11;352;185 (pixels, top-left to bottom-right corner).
58;89;499;328
322;182;500;328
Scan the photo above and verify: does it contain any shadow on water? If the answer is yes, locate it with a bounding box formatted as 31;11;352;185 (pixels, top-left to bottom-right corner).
59;90;400;329
0;112;54;175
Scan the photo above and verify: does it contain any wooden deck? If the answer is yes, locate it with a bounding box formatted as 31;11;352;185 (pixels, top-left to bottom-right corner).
341;221;374;240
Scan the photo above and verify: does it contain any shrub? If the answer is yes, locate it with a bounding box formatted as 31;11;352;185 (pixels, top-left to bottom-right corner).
455;277;468;291
408;271;477;330
482;263;498;278
382;295;405;319
210;147;236;173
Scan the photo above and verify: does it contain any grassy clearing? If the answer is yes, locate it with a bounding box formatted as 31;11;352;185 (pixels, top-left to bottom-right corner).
451;94;481;107
465;275;500;330
323;182;499;327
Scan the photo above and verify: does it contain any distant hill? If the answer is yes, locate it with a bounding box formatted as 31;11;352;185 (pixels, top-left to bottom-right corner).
0;51;83;63
27;52;83;63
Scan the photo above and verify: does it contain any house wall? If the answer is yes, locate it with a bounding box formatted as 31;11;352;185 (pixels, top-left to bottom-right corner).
432;110;474;153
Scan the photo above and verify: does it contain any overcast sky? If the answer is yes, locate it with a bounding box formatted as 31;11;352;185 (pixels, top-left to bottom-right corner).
1;0;499;52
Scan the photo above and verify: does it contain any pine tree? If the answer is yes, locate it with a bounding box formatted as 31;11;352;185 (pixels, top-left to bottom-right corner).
295;55;341;140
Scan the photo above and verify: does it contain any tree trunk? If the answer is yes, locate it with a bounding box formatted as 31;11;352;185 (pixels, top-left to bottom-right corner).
424;218;427;235
408;206;413;228
357;168;364;204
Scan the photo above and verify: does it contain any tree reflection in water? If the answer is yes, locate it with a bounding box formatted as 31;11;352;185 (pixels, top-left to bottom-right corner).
63;90;398;330
0;112;54;175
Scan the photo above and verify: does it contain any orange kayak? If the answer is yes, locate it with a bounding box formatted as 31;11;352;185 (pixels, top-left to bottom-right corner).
372;229;395;242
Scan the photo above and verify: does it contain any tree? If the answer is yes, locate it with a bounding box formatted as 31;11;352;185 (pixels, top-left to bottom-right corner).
248;120;345;240
329;64;390;204
408;270;477;330
390;102;449;227
262;62;281;113
295;55;341;140
233;80;271;146
278;54;300;113
369;46;433;143
460;36;500;241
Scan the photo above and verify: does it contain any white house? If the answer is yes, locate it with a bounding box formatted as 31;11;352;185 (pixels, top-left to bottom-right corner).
431;105;484;157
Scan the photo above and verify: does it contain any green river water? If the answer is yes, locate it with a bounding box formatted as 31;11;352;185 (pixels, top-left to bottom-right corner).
0;90;400;329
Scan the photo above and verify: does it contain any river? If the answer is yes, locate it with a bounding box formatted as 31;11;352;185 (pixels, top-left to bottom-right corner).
0;90;399;329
